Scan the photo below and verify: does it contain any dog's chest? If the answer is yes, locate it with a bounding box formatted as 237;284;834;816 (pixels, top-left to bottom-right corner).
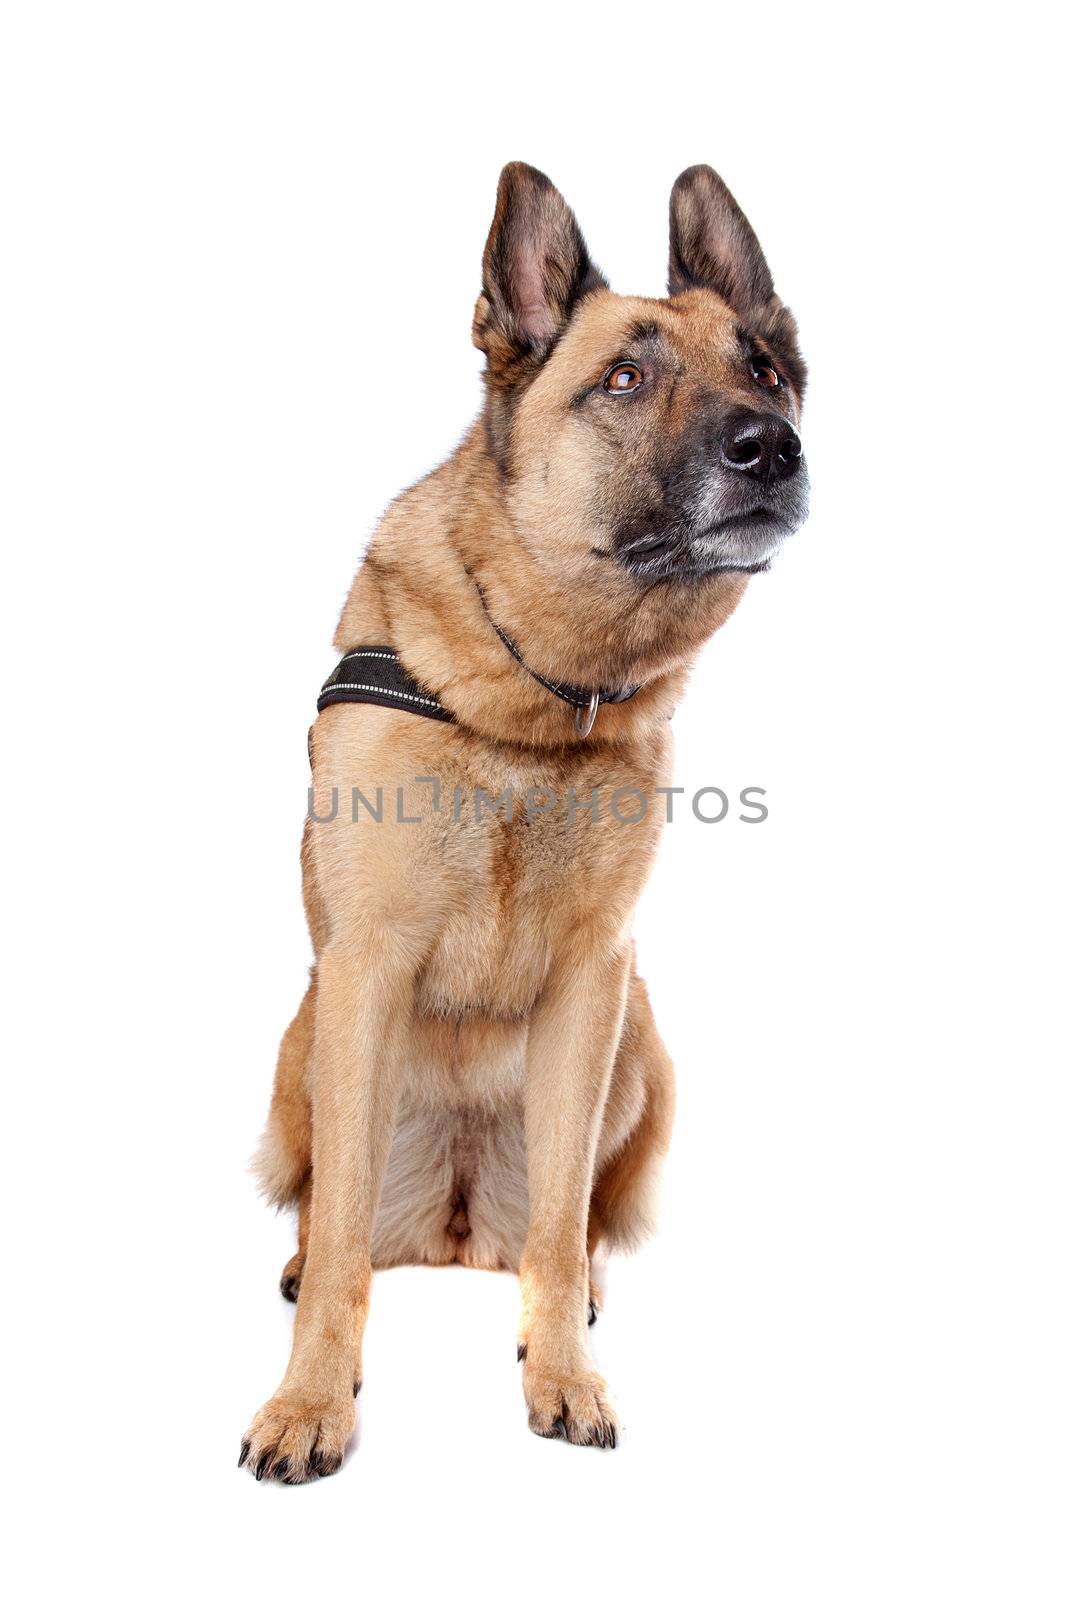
416;810;581;1020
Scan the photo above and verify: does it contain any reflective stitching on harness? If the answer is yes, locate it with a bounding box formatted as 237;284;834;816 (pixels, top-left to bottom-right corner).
319;681;442;711
337;649;402;665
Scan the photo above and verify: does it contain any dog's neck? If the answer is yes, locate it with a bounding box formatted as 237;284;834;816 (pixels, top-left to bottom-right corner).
333;421;748;749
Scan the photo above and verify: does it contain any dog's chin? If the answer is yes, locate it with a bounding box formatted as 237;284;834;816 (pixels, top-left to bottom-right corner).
618;510;795;584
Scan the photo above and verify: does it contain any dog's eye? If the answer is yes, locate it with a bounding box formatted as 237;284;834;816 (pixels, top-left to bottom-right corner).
603;362;643;394
751;363;780;388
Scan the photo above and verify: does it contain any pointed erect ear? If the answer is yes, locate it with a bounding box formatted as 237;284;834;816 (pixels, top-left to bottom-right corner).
668;165;775;315
474;163;607;368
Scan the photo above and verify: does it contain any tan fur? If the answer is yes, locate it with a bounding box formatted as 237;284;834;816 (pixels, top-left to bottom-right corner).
241;162;804;1479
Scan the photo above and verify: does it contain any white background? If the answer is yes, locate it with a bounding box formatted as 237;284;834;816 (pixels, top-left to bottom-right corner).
3;4;1064;1596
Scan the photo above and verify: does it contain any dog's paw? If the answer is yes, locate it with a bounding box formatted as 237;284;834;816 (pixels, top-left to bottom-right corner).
523;1363;618;1448
239;1390;353;1484
279;1252;304;1303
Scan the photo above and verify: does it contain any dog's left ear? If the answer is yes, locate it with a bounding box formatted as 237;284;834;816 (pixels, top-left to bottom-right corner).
474;163;606;371
668;165;775;315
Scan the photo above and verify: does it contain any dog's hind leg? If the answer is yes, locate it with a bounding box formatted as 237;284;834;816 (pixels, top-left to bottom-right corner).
252;821;325;1244
279;1176;312;1301
251;973;315;1211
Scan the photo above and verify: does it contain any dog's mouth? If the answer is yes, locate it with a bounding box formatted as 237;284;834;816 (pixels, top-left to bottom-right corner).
617;506;796;582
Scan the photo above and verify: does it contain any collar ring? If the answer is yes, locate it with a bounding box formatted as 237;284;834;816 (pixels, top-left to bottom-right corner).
575;692;600;739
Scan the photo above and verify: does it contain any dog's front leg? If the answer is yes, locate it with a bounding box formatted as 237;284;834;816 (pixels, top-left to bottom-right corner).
241;936;413;1483
519;936;630;1447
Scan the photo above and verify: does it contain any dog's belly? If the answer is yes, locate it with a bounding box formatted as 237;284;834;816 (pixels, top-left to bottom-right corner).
371;1010;529;1270
372;1100;528;1271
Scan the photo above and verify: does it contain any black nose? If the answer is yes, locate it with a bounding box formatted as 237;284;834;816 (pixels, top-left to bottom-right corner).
721;413;803;484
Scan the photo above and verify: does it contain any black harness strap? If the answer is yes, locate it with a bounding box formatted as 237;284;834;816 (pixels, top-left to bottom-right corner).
317;647;455;723
318;613;644;737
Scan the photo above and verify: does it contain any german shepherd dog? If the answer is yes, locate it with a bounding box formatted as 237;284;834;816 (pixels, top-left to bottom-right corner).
241;163;809;1481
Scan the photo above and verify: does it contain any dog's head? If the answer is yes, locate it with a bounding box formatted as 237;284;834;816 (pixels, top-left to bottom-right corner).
472;163;808;655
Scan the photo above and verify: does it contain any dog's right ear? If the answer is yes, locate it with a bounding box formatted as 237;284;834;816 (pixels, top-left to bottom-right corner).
473;163;606;379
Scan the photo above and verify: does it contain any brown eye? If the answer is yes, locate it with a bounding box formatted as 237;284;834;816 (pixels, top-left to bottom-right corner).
752;363;779;388
603;362;643;394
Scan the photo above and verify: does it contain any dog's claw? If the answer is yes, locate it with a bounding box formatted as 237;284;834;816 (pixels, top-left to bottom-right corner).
238;1439;251;1469
280;1275;299;1303
587;1300;598;1326
517;1343;527;1363
242;1394;351;1485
